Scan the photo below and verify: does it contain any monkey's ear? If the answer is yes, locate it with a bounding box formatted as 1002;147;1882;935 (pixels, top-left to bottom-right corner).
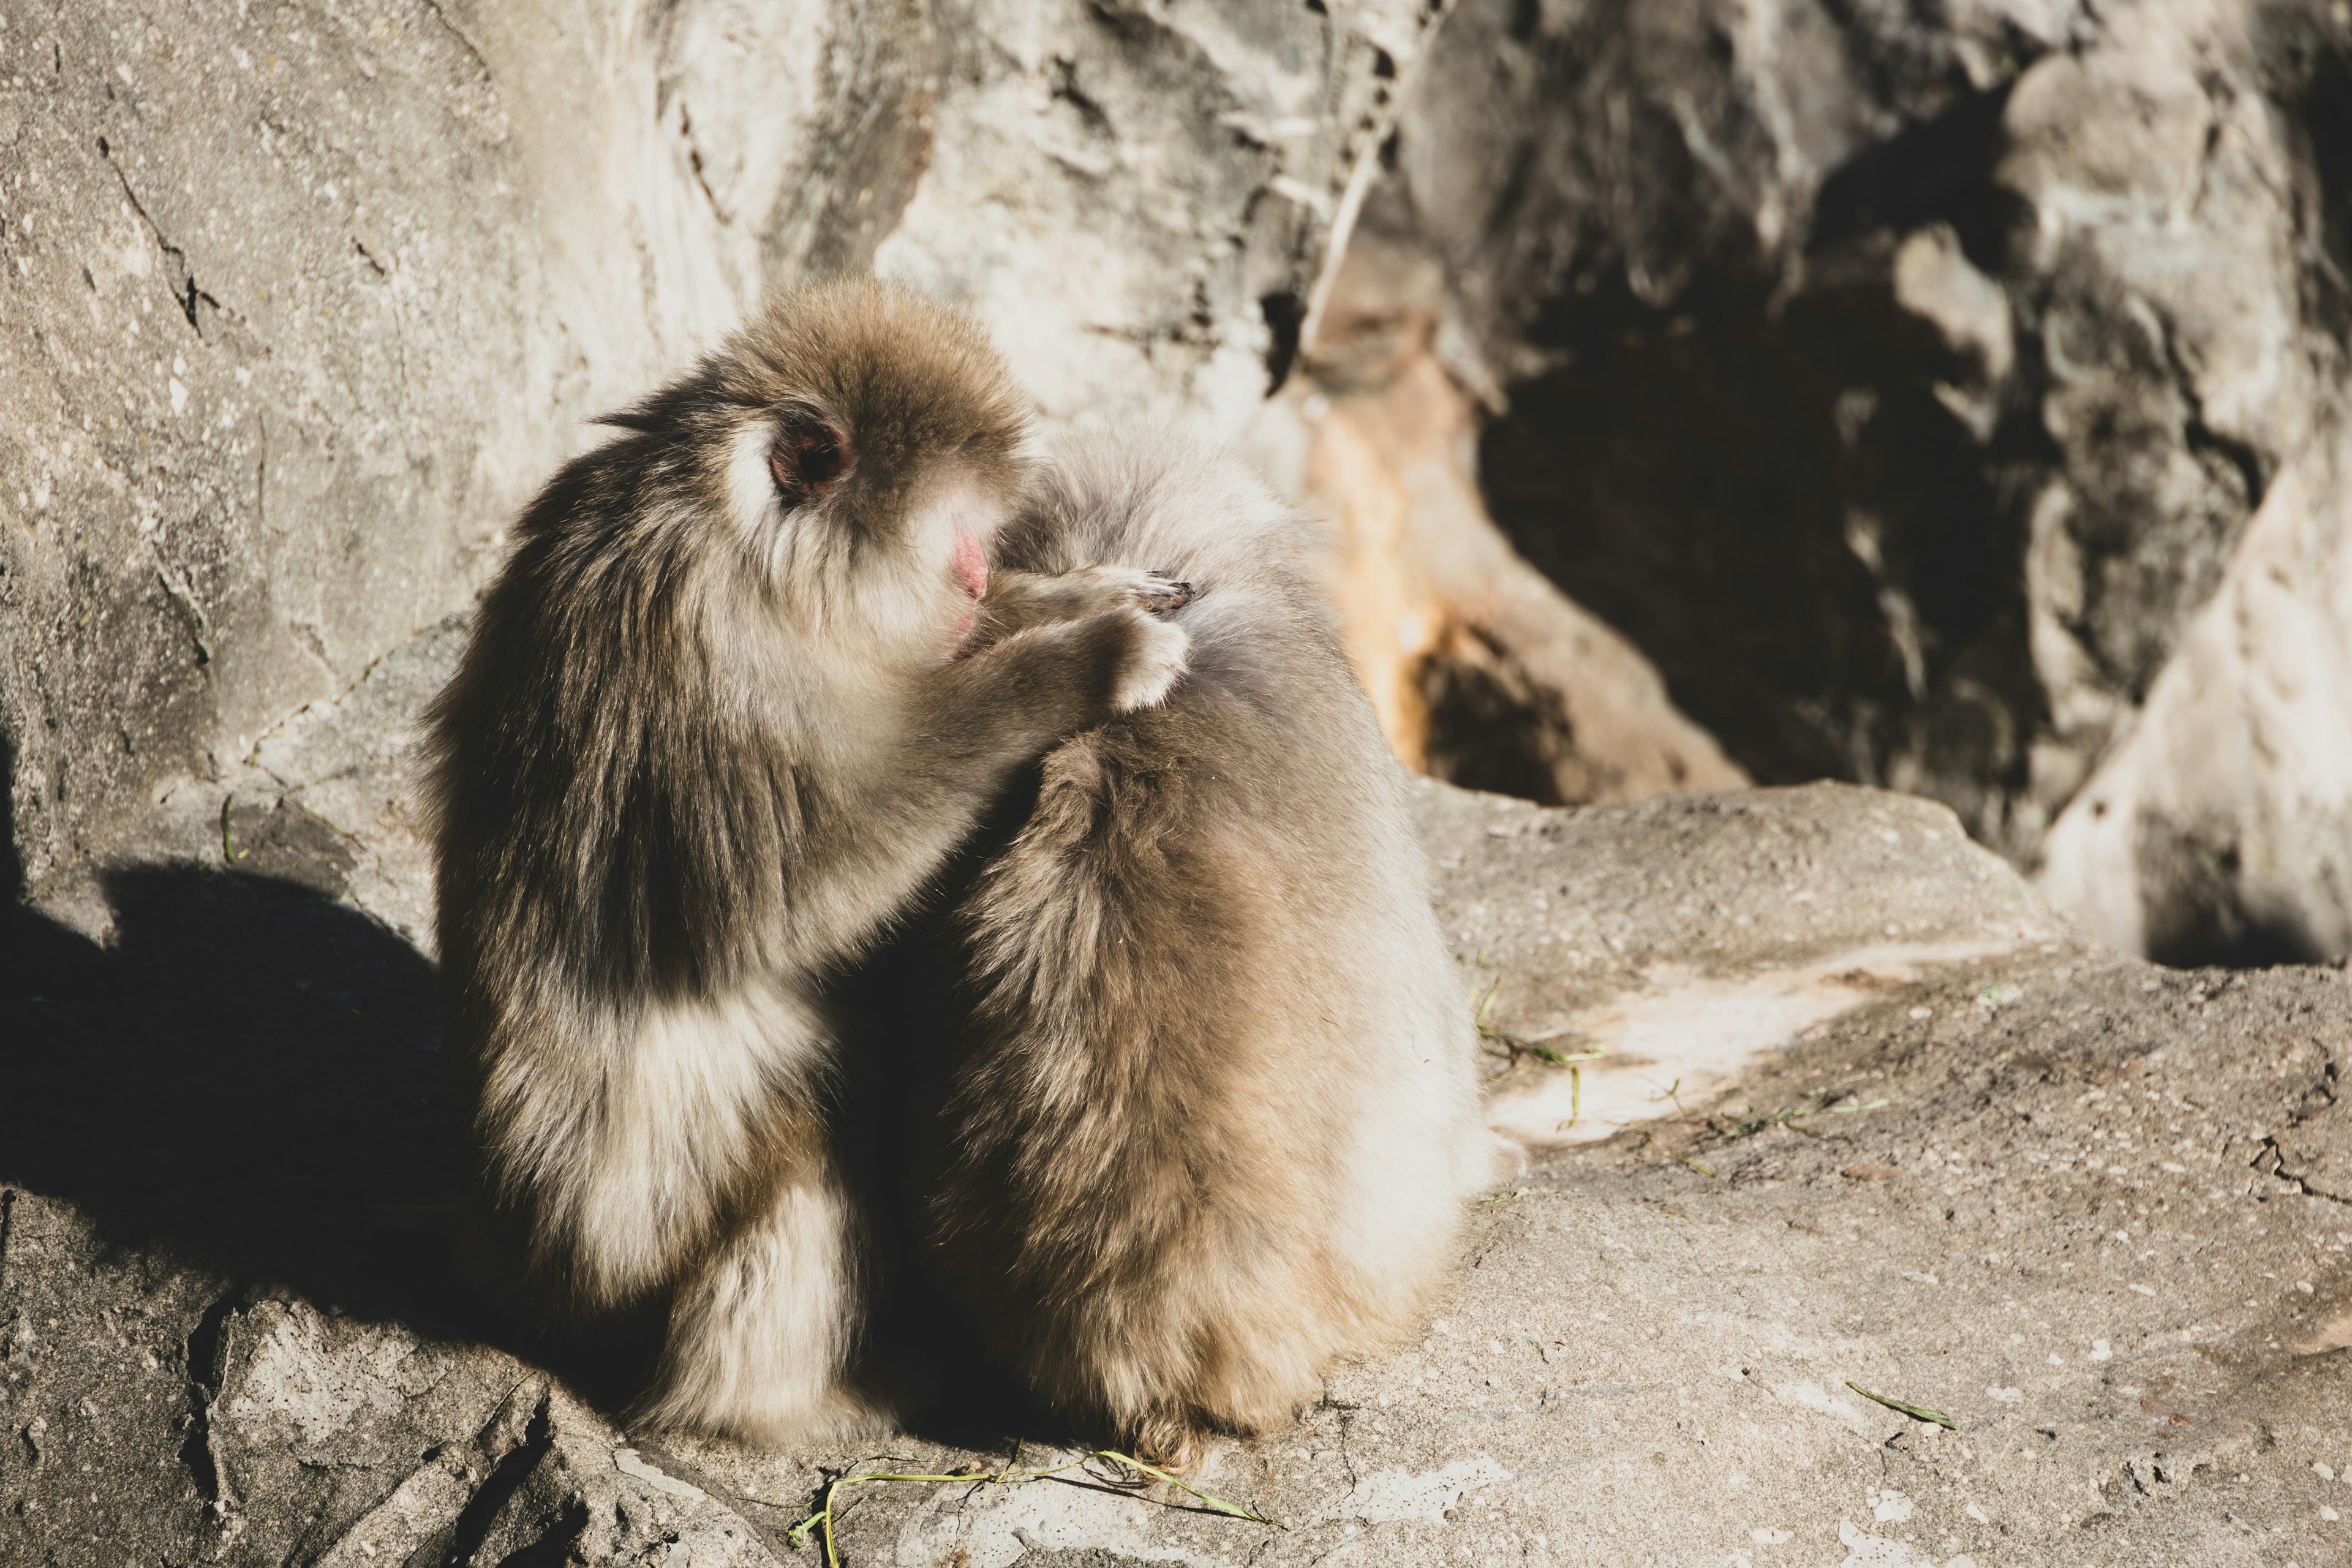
769;418;854;507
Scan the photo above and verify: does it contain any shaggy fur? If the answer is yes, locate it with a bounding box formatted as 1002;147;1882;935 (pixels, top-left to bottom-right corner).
423;282;1188;1444
925;434;1497;1464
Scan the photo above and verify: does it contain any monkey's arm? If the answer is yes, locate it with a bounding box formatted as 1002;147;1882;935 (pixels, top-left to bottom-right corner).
924;603;1187;774
965;566;1192;653
782;607;1187;968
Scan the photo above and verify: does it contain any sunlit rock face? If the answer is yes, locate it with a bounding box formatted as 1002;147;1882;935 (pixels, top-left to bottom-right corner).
0;0;1434;895
17;0;2352;962
1253;235;1747;811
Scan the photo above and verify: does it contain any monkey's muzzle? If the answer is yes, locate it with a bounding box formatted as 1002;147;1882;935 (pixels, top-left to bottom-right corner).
952;530;990;603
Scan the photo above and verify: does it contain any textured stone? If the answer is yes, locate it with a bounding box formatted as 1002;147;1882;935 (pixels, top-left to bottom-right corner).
1371;0;2352;959
2038;422;2352;965
20;0;2352;960
1251;236;1747;808
0;0;1434;894
5;654;2347;1561
9;2;2352;1562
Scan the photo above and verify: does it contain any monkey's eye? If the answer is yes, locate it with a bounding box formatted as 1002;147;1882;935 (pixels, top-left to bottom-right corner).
770;421;851;506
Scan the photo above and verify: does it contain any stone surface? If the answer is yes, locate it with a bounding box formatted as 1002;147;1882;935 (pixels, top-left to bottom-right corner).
6;645;2348;1564
20;0;2352;966
0;1196;785;1565
2038;421;2352;968
0;0;1433;894
1420;780;2062;1148
10;1;2352;1562
1369;0;2352;961
1250;235;1748;809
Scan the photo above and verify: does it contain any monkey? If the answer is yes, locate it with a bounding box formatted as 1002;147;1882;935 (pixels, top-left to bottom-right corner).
921;430;1500;1468
420;280;1193;1444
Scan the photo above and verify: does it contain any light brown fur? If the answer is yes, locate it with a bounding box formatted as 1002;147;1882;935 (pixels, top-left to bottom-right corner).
925;433;1496;1463
423;283;1188;1442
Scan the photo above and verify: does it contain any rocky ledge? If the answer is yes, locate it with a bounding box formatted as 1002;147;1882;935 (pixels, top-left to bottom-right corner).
4;627;2348;1567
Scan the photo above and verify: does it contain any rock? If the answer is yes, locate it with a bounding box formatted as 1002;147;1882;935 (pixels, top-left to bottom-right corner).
0;1197;786;1566
574;796;2352;1568
17;0;2352;964
0;0;1435;895
1366;0;2352;960
1413;780;2062;1146
7;2;2352;1560
1252;235;1747;808
5;645;2346;1562
2038;423;2352;965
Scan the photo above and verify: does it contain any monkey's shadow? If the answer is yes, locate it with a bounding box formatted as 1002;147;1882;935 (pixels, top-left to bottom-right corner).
0;861;484;1339
0;846;1046;1447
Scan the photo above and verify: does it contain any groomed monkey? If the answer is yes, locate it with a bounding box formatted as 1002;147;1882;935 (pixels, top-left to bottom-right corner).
422;282;1189;1442
924;433;1498;1466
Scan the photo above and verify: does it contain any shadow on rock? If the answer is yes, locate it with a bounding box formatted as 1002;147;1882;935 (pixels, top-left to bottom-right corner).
0;741;1089;1452
0;858;486;1341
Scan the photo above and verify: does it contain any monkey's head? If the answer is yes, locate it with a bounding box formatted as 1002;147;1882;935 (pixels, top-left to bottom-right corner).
616;280;1032;664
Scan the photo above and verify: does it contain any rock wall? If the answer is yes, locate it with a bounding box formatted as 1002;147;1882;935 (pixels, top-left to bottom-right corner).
1374;0;2352;960
1249;233;1749;809
7;13;2352;1555
2038;422;2352;965
0;0;1437;893
13;0;2352;953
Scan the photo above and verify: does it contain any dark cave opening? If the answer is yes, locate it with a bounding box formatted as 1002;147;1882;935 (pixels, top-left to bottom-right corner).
1476;255;2037;814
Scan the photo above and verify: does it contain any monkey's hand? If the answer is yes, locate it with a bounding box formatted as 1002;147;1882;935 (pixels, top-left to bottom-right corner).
915;601;1193;774
971;565;1194;650
1128;570;1195;614
1107;605;1191;713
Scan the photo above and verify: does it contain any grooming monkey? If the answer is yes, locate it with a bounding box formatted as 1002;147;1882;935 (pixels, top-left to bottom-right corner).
925;434;1496;1466
423;281;1189;1442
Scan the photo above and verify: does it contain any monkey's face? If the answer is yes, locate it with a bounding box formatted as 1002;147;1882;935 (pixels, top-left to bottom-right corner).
706;284;1031;669
717;409;1011;664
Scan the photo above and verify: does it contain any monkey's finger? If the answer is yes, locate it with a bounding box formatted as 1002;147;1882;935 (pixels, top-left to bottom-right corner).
1139;575;1195;613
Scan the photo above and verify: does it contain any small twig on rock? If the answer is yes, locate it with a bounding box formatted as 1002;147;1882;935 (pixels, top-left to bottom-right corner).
1474;976;1605;1069
1845;1381;1956;1430
787;1446;1278;1567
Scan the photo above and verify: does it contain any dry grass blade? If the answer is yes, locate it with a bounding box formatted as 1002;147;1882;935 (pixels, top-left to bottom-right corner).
1471;971;1605;1071
1088;1449;1280;1525
1554;1063;1583;1134
1845;1381;1957;1430
1719;1092;1890;1141
1719;1105;1807;1140
1632;1128;1716;1177
786;1446;1279;1566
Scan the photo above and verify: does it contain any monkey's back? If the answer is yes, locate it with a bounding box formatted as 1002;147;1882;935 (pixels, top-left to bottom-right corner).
931;435;1492;1453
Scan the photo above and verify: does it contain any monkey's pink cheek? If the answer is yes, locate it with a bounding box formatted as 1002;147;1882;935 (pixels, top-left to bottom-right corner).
952;530;989;601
